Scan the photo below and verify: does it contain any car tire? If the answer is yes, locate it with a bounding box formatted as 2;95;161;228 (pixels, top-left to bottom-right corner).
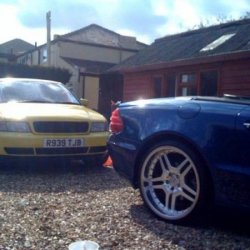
139;140;210;224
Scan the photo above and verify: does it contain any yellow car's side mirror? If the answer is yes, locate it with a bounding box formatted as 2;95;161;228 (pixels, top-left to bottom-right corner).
80;98;89;107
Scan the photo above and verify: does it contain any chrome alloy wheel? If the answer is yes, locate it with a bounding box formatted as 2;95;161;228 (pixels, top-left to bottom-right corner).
140;145;200;221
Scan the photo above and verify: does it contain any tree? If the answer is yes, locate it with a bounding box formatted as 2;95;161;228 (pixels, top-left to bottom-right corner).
191;11;250;30
0;62;72;84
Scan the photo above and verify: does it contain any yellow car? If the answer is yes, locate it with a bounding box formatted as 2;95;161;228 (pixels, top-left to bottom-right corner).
0;78;109;166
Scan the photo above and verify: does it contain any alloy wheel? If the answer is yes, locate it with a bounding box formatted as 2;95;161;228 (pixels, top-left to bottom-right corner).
140;145;200;221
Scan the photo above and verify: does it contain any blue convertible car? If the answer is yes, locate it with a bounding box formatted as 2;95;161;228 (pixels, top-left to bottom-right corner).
108;95;250;223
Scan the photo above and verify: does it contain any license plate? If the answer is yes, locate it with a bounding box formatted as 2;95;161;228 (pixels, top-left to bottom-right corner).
43;138;84;148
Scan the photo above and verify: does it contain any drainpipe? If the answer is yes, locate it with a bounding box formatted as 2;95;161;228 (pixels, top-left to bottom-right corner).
46;11;51;66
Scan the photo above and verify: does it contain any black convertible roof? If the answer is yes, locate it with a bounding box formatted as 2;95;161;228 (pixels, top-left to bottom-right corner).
192;94;250;105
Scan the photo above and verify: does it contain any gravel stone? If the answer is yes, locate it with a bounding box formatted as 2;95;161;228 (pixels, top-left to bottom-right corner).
0;162;250;250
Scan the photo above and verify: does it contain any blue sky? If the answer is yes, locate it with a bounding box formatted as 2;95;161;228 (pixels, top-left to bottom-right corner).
0;0;250;46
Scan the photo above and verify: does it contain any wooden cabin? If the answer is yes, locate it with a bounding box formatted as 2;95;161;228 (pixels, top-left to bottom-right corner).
99;18;250;117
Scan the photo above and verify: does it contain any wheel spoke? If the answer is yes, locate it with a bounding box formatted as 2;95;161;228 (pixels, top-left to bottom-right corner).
179;162;197;197
142;175;165;184
180;189;196;202
182;163;192;176
183;184;197;197
170;193;177;211
152;183;165;190
177;158;189;172
159;154;170;175
163;154;171;169
151;176;165;182
164;190;172;209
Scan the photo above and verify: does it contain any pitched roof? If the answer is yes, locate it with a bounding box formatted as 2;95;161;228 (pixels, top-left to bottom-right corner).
16;24;148;58
62;57;115;74
111;18;250;72
58;24;147;50
0;39;34;55
61;24;122;39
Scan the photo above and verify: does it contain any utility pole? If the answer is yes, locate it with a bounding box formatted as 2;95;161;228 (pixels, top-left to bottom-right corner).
46;11;51;66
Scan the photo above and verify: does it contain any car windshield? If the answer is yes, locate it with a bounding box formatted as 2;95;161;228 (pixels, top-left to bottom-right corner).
0;79;80;104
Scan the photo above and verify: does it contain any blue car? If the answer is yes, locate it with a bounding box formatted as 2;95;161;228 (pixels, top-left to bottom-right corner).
108;95;250;223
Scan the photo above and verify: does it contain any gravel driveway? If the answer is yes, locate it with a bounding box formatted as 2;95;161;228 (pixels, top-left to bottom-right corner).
0;161;250;250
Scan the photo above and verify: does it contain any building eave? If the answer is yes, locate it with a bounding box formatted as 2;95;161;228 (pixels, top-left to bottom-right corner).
117;50;250;74
57;38;142;53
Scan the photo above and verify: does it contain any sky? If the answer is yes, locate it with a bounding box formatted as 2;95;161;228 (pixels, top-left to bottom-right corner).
0;0;250;46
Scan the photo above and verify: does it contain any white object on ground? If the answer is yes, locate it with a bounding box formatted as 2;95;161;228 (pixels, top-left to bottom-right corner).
68;240;100;250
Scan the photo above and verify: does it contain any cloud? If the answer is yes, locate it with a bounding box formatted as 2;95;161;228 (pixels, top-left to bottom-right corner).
150;0;250;40
16;0;98;29
107;0;167;35
0;0;250;45
15;0;168;42
189;0;250;23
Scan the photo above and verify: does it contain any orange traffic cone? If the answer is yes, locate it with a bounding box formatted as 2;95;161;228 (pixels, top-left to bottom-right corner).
103;155;113;168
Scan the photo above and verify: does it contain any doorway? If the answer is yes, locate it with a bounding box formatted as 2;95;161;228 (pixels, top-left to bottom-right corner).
200;70;218;96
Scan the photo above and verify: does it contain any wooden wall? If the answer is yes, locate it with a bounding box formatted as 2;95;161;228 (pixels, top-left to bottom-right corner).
122;58;250;101
123;72;153;101
220;59;250;96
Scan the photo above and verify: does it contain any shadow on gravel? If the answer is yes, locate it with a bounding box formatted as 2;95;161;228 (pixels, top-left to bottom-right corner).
207;207;250;236
0;160;128;193
0;159;103;175
130;204;250;239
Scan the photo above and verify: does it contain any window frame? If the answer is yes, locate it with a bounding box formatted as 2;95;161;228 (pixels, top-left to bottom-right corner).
150;69;219;98
178;72;197;96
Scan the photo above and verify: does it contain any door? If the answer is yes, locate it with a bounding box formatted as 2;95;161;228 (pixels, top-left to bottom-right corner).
235;106;250;168
166;74;177;97
200;70;218;96
227;106;250;206
84;76;99;110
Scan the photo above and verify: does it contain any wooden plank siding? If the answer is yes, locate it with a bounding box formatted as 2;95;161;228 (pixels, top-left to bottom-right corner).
122;58;250;101
221;59;250;96
123;73;153;101
123;66;220;101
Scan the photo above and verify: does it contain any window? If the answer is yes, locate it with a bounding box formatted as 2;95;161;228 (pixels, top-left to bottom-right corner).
179;73;197;96
181;74;196;83
42;49;47;62
200;33;235;52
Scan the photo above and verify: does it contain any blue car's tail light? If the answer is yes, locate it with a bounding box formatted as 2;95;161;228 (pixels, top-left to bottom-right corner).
109;108;123;133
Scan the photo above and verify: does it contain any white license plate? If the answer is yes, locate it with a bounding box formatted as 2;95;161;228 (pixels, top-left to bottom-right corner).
43;138;84;148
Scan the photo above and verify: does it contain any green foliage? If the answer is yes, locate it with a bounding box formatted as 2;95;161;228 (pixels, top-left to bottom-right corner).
191;12;250;30
0;62;72;84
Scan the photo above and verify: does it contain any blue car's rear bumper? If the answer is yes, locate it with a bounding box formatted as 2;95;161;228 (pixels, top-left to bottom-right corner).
108;134;139;187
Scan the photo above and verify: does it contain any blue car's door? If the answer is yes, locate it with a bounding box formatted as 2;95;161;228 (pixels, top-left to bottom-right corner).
236;106;250;168
228;106;250;207
212;104;250;207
